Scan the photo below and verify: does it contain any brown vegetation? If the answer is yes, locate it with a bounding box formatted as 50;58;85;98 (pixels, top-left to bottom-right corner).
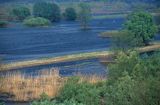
0;68;104;101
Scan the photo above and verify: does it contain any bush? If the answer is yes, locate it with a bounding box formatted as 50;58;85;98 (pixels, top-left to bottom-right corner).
0;21;8;27
31;93;83;105
63;7;77;21
57;77;101;105
12;6;31;21
23;17;51;27
33;2;61;22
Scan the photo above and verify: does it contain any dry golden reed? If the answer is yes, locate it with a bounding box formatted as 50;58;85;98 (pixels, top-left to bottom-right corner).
0;68;105;101
0;68;65;101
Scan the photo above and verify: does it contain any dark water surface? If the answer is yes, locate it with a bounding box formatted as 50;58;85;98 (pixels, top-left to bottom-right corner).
0;18;159;76
0;18;124;62
0;18;124;75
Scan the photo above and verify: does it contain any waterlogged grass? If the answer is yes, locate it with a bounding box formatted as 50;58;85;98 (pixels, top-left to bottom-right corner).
93;14;127;19
100;30;120;38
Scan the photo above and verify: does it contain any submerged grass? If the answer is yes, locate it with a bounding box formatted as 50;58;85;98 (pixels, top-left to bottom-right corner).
0;68;104;101
100;30;120;38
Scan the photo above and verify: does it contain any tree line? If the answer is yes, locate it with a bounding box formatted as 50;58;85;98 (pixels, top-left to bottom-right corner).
9;1;91;29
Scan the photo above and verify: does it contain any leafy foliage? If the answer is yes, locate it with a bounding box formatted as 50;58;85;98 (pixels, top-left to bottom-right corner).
63;7;77;21
105;74;137;105
108;51;140;81
33;2;61;22
12;6;31;21
111;30;140;51
125;11;158;46
106;51;160;105
23;17;51;27
57;77;102;105
31;92;83;105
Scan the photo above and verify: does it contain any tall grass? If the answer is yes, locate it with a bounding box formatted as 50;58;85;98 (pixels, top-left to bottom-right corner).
0;68;104;101
0;68;65;101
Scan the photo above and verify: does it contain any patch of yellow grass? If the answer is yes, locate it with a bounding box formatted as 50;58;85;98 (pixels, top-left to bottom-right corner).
0;68;65;101
0;51;113;71
0;68;105;101
100;30;119;38
79;74;105;84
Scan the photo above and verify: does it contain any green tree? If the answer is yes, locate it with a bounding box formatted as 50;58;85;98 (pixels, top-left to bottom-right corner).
12;6;31;21
63;7;77;21
33;2;61;22
125;11;157;46
78;3;92;30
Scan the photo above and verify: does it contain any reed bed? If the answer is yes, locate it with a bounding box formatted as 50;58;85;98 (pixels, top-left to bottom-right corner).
0;68;105;101
0;68;65;101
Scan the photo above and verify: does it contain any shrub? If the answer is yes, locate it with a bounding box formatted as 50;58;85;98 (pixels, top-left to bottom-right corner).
0;21;8;27
23;17;51;27
57;77;101;105
31;93;83;105
63;7;77;21
33;2;61;22
12;6;31;21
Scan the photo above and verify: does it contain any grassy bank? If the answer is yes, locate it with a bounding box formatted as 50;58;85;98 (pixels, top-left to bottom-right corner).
0;51;113;71
1;44;160;71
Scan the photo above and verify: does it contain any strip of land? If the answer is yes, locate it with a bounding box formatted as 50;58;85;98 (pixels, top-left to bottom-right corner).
1;44;160;71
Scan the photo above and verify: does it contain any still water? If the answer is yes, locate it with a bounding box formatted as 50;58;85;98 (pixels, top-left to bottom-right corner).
0;18;159;76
